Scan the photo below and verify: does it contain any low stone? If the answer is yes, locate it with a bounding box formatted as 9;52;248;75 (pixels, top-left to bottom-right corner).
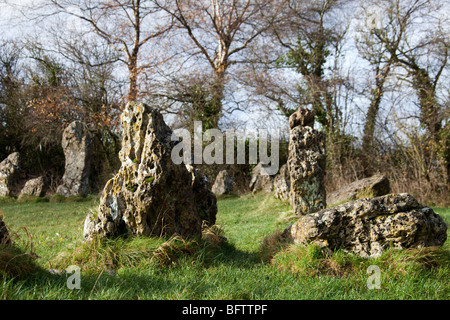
273;164;290;201
212;170;234;195
249;162;274;193
83;102;217;241
20;176;45;197
56;121;92;197
282;193;448;258
327;175;390;206
0;152;20;197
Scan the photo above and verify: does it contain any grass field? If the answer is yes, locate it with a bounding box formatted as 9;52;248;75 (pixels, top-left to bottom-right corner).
0;193;449;300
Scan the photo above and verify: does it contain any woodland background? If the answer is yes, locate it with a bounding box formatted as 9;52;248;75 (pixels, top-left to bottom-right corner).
0;0;448;205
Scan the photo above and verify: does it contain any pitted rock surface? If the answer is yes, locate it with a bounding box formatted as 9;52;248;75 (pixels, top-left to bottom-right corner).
288;107;326;215
282;193;448;257
83;102;217;241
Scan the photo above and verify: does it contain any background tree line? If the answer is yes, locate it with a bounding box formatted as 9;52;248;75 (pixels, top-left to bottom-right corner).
0;0;448;205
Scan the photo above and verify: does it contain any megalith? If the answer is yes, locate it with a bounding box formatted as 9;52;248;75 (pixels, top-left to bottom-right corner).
56;121;92;197
83;102;217;241
0;152;20;197
287;107;326;215
282;193;447;258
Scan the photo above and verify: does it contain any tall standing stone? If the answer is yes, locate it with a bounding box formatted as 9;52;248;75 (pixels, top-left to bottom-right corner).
287;107;326;215
0;215;10;244
56;121;92;197
0;152;20;197
83;102;217;241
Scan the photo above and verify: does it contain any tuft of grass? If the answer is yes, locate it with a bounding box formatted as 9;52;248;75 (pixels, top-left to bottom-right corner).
17;195;49;203
49;225;228;272
0;196;16;204
49;194;99;203
270;242;449;280
0;225;41;279
0;244;40;279
356;187;376;200
259;230;289;262
49;194;67;203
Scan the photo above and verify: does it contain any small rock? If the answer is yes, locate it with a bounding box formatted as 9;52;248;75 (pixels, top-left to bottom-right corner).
249;162;274;193
20;176;45;197
327;175;390;206
212;170;234;195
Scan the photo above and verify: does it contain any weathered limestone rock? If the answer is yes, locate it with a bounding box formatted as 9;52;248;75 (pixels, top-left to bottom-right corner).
187;164;218;224
20;176;45;197
282;193;448;258
289;107;315;129
287;107;326;215
273;164;291;201
249;162;274;193
327;175;390;206
212;170;234;195
56;121;92;197
0;152;20;197
0;216;10;244
83;102;217;241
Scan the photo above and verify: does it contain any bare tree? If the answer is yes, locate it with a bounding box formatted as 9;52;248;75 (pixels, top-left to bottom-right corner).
370;0;449;185
48;0;173;102
155;0;281;129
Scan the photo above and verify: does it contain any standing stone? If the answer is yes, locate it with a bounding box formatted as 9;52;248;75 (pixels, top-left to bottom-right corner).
0;152;20;197
187;164;218;223
282;193;448;258
83;102;217;241
249;162;274;193
20;176;46;197
287;107;326;215
327;175;390;206
56;121;92;197
273;164;291;201
212;170;234;195
0;216;10;244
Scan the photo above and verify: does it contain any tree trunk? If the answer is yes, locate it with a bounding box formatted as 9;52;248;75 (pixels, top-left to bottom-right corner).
128;57;138;102
361;62;391;177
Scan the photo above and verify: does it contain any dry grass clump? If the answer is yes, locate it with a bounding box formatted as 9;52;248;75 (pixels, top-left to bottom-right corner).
50;224;228;272
0;225;40;279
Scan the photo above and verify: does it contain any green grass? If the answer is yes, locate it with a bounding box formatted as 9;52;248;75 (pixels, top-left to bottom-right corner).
0;193;448;300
